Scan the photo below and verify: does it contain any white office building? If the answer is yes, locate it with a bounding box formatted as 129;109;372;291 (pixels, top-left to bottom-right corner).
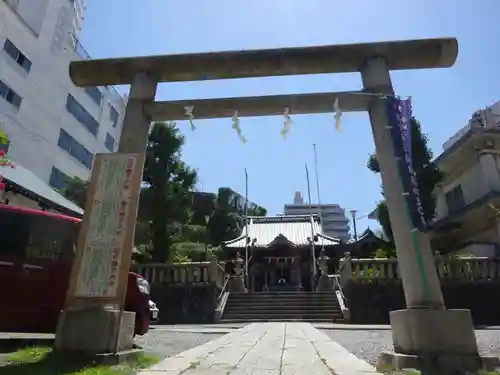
283;192;351;242
0;0;125;190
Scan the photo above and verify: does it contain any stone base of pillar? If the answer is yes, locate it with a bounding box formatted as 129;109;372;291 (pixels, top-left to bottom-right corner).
55;306;135;354
377;309;499;374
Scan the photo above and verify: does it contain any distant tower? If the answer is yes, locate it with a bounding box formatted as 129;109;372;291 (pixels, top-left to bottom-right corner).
293;191;304;204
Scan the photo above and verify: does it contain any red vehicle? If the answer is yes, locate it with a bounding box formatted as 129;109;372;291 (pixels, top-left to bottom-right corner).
0;204;150;335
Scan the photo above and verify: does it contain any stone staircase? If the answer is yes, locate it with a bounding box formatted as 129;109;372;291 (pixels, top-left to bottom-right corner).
220;291;343;323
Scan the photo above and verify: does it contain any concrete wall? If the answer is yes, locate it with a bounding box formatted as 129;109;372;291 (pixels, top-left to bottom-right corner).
4;0;50;36
442;100;500;152
0;0;124;185
435;152;500;220
456;243;496;258
454;226;499;258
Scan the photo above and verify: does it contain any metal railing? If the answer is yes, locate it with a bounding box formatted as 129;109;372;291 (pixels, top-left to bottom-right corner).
74;38;91;61
215;265;231;322
218;272;230;302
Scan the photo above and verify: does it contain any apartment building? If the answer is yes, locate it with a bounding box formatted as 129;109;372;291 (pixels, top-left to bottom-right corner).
283;191;350;242
0;0;125;191
430;101;500;257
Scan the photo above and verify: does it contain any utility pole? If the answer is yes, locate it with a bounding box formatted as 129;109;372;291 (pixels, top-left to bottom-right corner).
313;144;325;251
244;168;249;288
350;209;358;241
305;164;317;282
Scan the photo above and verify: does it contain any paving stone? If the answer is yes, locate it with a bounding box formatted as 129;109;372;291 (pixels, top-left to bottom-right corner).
135;331;224;360
229;368;280;375
281;364;332;375
305;326;381;375
139;322;381;375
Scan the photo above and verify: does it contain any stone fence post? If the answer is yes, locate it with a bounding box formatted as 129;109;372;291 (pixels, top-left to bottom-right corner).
209;254;218;283
229;252;247;293
338;252;352;288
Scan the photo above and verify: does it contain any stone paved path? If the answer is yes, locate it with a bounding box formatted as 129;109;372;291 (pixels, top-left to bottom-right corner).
139;322;381;375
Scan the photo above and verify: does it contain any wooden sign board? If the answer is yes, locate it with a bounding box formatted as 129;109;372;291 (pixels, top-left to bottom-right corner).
65;153;144;308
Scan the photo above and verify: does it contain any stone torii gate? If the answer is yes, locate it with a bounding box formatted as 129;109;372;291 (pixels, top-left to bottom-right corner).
55;38;487;372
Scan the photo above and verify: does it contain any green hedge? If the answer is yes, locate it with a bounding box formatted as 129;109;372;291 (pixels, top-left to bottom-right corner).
150;284;218;324
344;279;500;325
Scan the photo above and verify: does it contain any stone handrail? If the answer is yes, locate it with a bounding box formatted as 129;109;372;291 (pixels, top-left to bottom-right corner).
329;274;350;321
340;255;500;281
338;252;353;287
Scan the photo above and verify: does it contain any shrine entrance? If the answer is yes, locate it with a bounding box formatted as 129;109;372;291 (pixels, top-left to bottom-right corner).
250;255;310;292
261;256;297;291
59;38;479;375
223;215;340;292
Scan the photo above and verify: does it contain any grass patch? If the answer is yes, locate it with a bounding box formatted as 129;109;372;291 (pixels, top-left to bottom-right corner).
134;352;159;370
0;346;159;375
7;346;52;364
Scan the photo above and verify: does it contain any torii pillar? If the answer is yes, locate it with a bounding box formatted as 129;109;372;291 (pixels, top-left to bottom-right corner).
360;57;484;373
55;38;495;373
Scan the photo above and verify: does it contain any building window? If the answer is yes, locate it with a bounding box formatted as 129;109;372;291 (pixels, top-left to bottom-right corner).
0;80;22;109
105;133;115;152
110;106;119;127
49;167;71;190
65;94;99;136
3;39;32;73
445;185;465;214
57;129;93;169
84;87;102;106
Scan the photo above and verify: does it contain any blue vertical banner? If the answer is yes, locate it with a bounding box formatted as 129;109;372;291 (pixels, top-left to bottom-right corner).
385;97;427;232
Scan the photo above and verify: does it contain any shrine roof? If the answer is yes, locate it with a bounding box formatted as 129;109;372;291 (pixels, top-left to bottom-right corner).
223;215;340;249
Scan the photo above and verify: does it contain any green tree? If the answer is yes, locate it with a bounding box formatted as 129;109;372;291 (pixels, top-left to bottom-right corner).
206;190;241;247
190;192;216;226
60;122;197;263
142;122;197;262
58;177;88;208
205;187;267;247
367;117;443;245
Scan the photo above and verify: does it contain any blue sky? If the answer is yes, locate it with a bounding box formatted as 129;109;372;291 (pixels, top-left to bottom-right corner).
81;0;499;234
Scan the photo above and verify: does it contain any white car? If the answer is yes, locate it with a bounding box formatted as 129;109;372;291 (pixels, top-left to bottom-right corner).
149;300;159;322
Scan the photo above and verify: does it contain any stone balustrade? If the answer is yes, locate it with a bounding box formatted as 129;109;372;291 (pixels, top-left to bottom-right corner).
133;255;225;287
338;254;500;285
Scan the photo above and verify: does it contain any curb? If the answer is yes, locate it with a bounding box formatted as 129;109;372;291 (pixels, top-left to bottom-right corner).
316;325;392;331
150;328;236;334
0;337;55;353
